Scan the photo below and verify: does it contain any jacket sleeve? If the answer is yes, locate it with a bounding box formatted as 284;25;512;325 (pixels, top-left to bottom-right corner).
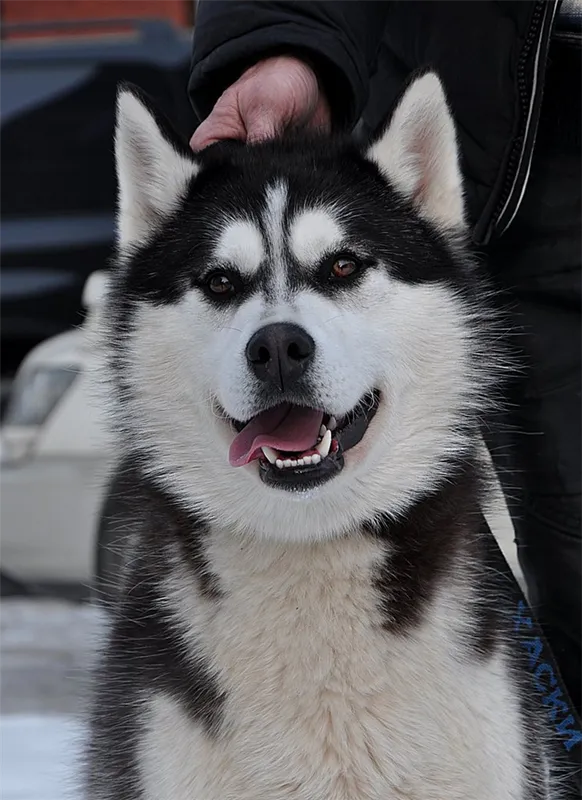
188;1;391;130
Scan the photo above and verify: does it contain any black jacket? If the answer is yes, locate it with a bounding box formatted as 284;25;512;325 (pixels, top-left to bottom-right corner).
189;1;561;244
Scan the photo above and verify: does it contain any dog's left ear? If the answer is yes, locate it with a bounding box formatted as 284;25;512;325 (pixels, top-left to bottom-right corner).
115;86;199;249
366;72;465;230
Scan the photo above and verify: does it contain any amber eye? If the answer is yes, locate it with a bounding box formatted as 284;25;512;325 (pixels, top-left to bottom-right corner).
207;273;235;296
331;257;359;279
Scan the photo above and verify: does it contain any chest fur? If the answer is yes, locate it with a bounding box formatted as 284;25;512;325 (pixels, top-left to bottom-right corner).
146;533;524;800
142;539;521;800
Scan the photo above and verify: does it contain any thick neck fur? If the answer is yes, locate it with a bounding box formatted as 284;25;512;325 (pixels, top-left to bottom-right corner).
117;452;487;640
94;456;535;800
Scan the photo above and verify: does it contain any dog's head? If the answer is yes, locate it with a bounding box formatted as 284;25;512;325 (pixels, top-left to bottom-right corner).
107;72;498;541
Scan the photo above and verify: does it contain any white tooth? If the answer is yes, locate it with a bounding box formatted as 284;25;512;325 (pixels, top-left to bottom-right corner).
319;425;326;437
316;429;332;458
311;453;321;465
329;416;337;431
297;459;305;466
303;455;312;465
276;459;284;469
261;446;277;464
283;459;293;468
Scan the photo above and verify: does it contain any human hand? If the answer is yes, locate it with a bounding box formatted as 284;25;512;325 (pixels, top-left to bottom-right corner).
190;55;331;150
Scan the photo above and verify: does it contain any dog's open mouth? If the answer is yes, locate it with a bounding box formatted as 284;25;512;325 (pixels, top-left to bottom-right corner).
228;390;380;490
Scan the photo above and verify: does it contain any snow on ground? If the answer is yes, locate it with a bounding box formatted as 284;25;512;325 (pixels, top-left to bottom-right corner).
2;715;83;800
2;599;106;800
1;598;106;715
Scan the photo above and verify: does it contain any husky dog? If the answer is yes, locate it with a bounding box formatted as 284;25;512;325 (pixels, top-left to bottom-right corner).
86;72;556;799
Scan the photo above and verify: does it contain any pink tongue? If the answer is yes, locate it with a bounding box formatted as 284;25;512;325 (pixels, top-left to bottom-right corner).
229;405;324;467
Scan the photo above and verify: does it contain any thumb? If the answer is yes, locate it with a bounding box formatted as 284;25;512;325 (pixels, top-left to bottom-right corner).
190;117;242;151
190;100;246;151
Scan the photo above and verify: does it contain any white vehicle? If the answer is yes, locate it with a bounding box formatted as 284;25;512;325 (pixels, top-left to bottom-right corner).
1;272;113;594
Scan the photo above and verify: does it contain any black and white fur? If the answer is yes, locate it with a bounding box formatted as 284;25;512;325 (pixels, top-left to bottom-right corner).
86;73;558;799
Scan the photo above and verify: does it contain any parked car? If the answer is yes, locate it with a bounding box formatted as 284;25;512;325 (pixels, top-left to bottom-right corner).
1;18;196;382
1;271;112;596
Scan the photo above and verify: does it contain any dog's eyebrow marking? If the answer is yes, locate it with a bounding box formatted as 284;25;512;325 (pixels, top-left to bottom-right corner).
288;208;345;268
213;219;265;276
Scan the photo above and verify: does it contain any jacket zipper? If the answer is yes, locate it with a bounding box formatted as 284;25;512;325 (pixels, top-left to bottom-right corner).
491;0;560;239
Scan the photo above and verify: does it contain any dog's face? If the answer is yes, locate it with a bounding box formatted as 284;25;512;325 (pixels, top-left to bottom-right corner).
109;73;494;541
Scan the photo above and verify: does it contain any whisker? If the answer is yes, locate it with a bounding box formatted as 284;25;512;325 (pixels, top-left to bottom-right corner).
321;314;343;326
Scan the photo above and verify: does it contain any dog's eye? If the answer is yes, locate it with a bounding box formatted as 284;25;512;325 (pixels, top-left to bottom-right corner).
207;273;235;296
331;257;360;279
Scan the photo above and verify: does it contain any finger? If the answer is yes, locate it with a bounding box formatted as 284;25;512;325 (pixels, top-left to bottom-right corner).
190;128;244;151
190;122;244;151
243;100;285;143
190;105;246;151
246;117;279;144
310;94;332;133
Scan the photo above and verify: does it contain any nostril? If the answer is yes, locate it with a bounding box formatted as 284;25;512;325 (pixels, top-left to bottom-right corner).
255;345;270;365
287;341;309;362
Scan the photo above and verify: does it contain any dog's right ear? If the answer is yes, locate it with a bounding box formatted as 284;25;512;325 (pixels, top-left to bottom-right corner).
115;86;199;250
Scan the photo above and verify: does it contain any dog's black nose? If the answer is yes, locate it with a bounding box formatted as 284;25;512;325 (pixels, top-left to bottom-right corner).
246;323;315;391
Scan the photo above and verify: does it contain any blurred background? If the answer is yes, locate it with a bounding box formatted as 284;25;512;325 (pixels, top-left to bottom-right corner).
0;3;519;798
1;3;197;797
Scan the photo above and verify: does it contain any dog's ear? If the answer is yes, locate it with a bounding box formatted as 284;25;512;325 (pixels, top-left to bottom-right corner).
115;86;199;249
365;72;465;230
